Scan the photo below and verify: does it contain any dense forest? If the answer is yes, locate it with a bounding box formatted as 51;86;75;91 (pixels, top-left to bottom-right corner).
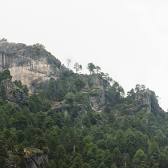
0;61;168;168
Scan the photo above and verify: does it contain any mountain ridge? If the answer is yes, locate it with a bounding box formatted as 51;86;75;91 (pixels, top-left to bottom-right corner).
0;39;163;113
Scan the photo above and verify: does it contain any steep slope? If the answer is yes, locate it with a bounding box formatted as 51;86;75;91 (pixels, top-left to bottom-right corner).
0;39;65;91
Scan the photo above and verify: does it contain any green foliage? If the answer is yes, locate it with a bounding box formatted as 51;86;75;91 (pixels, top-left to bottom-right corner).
0;69;12;82
87;63;96;74
0;67;167;168
132;149;147;168
0;140;8;168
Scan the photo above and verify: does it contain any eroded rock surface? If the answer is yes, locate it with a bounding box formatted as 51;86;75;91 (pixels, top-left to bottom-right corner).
24;148;48;168
0;40;64;91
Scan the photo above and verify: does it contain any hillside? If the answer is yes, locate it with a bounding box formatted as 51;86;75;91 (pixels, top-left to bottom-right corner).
0;40;168;168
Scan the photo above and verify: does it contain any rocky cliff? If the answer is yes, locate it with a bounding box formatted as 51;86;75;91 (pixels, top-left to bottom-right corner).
0;40;64;92
24;148;48;168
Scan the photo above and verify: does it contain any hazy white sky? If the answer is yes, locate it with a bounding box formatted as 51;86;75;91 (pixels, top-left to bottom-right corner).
1;0;168;110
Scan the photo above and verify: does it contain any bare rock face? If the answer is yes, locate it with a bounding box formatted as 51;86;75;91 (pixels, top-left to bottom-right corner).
0;40;63;92
24;148;48;168
134;87;163;113
83;74;109;112
25;154;48;168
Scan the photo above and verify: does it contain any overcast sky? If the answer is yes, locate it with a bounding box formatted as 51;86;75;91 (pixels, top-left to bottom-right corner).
1;0;168;110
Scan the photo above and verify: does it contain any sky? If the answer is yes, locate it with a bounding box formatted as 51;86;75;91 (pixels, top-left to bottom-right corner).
0;0;168;110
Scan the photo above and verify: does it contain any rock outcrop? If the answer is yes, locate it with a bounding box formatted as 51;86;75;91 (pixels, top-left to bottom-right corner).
135;89;163;113
0;40;64;92
24;148;48;168
131;85;163;113
81;74;110;112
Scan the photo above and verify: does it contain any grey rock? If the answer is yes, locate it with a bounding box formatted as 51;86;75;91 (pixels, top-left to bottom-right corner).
0;40;64;92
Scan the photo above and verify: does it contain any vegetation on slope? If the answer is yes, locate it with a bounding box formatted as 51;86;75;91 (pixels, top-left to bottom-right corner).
0;64;168;168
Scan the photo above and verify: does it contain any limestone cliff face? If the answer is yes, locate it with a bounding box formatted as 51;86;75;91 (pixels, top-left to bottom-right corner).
134;88;163;113
25;154;48;168
82;74;110;112
0;40;64;91
23;148;48;168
